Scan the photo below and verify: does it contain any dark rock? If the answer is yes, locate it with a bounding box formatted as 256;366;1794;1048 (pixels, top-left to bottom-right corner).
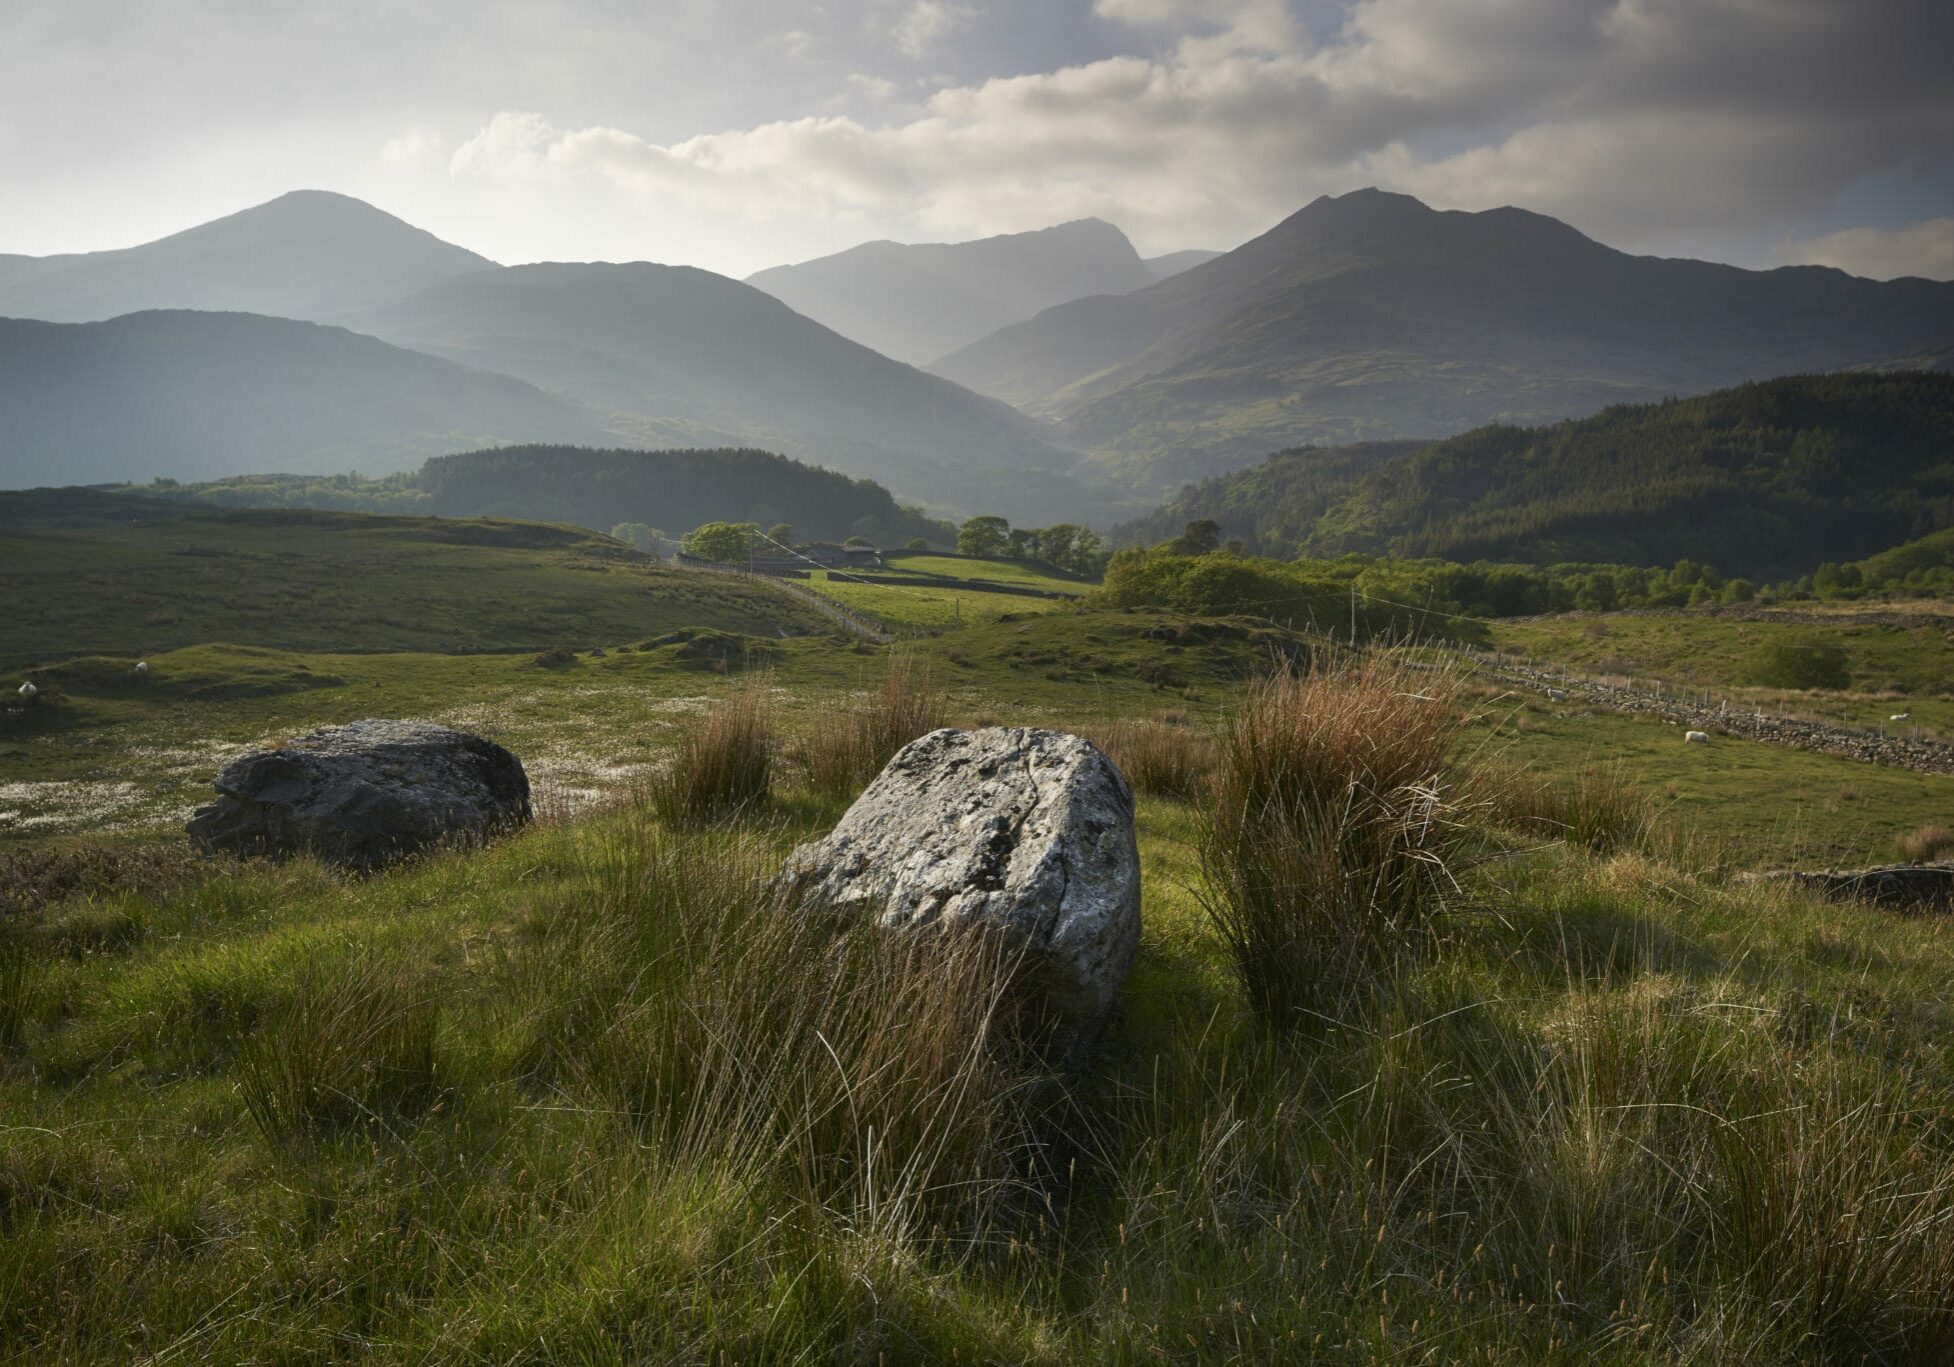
778;726;1141;1054
1741;863;1954;913
187;719;529;869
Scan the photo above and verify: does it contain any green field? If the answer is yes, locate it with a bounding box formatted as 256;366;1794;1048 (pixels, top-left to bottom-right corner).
8;504;1954;1360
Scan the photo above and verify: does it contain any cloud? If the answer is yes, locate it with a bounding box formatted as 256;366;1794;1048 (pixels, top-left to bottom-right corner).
893;2;970;59
378;126;446;168
444;0;1954;259
1779;218;1954;281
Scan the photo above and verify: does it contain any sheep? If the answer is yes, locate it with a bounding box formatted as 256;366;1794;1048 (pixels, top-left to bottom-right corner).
1545;687;1567;702
1684;730;1710;744
134;660;150;675
1890;711;1910;722
17;682;37;700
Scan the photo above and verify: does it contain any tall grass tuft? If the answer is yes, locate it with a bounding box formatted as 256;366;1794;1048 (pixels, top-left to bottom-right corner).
1085;716;1218;799
1897;821;1954;863
0;930;33;1048
648;680;775;823
1199;653;1468;1028
236;950;440;1143
1480;758;1655;854
796;651;943;797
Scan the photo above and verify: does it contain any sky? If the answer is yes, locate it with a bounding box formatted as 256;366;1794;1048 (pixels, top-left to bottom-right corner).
3;0;1952;280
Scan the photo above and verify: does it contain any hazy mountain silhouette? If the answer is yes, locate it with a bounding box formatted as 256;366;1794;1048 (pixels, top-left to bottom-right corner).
0;311;603;487
0;190;494;323
933;188;1954;490
345;261;1096;520
1143;249;1223;281
745;219;1155;366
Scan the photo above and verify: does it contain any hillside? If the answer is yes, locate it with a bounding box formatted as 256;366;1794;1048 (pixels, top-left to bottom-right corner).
746;218;1156;366
0;190;493;322
1143;248;1223;281
0;311;606;487
344;261;1095;521
121;446;953;545
1119;372;1954;579
934;188;1954;491
0;488;825;666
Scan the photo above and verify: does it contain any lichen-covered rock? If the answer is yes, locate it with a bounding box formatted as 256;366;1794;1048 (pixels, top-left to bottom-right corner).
778;726;1141;1049
187;719;530;869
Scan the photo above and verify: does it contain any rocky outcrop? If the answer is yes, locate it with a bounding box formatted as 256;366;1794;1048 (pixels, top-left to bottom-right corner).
1741;864;1954;913
778;727;1142;1053
187;719;530;869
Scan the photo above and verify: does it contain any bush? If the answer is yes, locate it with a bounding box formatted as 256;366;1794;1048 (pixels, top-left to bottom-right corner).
1085;717;1218;800
648;683;774;823
795;653;942;797
1897;822;1954;863
1198;653;1469;1028
1742;637;1850;690
236;950;439;1142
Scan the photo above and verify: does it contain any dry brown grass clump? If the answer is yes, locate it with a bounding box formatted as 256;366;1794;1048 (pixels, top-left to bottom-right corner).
1085;716;1218;799
648;682;775;823
1478;759;1655;854
796;652;943;797
1199;653;1470;1028
1897;821;1954;863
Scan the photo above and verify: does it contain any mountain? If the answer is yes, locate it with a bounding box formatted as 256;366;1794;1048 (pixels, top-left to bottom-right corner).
113;445;955;546
1117;372;1954;580
744;219;1154;366
933;188;1954;491
1144;249;1223;281
0;190;494;323
344;262;1096;521
0;311;605;487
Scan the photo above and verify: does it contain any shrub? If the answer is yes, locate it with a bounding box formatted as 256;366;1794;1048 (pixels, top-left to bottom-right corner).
648;682;774;823
1897;821;1954;863
1742;637;1850;690
795;652;942;797
532;647;577;668
1480;760;1654;854
1085;717;1218;799
1198;653;1469;1028
236;950;439;1142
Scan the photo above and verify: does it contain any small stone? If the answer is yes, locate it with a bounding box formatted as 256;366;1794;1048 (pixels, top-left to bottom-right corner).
187;719;530;869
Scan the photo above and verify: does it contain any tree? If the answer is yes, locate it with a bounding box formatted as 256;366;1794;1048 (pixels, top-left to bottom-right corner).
905;537;930;551
1166;519;1221;556
682;520;758;563
766;523;793;547
610;522;659;553
958;515;1011;557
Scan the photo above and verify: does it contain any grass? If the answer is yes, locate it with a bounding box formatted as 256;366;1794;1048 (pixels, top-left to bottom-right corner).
793;651;943;796
1083;713;1217;799
646;681;775;823
810;573;1074;632
1897;821;1954;862
876;551;1091;593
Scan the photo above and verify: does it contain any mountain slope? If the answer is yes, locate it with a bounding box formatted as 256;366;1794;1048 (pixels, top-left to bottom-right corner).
0;190;494;322
1144;249;1223;281
0;311;604;487
345;262;1095;521
115;446;954;546
745;219;1154;366
935;189;1954;490
1117;372;1954;579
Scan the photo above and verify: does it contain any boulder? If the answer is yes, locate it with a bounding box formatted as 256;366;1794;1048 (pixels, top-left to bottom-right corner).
187;719;530;869
778;726;1141;1052
1741;863;1954;913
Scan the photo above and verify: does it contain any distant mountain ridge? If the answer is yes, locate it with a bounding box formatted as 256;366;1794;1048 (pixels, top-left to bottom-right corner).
747;219;1164;366
934;189;1954;492
343;261;1098;521
0;310;603;487
0;190;494;322
1117;372;1954;580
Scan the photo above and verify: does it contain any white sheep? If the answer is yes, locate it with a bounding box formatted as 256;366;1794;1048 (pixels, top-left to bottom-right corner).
1890;711;1909;722
17;682;37;699
1684;730;1710;744
1546;687;1567;702
134;660;150;675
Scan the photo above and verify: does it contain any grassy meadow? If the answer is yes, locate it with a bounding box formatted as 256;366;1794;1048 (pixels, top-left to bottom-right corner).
7;500;1954;1361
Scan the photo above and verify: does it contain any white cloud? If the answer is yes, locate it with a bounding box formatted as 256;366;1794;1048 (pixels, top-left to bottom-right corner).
443;0;1954;262
893;1;970;59
378;125;446;168
1780;218;1954;281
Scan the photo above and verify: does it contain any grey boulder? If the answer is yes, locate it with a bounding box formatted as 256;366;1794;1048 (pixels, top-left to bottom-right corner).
187;719;530;869
778;726;1141;1050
